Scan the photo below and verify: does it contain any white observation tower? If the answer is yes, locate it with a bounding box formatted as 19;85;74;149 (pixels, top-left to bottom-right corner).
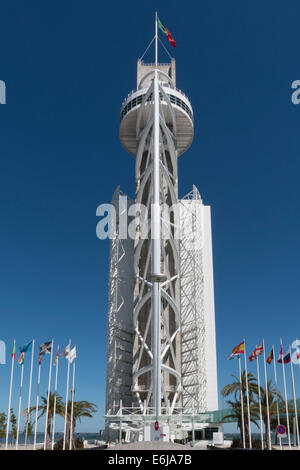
105;14;218;441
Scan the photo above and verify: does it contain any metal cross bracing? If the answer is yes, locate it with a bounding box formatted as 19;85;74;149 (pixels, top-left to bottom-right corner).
179;185;207;413
132;71;182;415
106;187;134;413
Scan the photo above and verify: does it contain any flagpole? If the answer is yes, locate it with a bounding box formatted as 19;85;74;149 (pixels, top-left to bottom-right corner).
34;360;41;450
272;345;280;425
43;340;54;450
238;355;246;448
51;348;59;450
289;345;300;448
256;347;264;449
69;360;76;450
25;339;35;449
63;339;71;450
280;339;291;449
155;11;158;66
262;339;271;450
272;344;282;450
16;360;24;450
243;340;252;448
5;339;16;450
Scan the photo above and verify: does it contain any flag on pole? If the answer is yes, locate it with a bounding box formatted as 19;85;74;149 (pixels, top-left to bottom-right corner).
39;342;52;355
228;341;245;359
266;349;274;364
18;341;33;365
277;344;283;363
249;343;263;362
39;341;52;364
281;352;291;364
277;345;291;364
62;343;71;358
11;343;16;360
68;346;77;363
249;351;256;362
54;346;59;366
295;340;300;366
18;352;24;365
158;17;177;48
20;341;32;353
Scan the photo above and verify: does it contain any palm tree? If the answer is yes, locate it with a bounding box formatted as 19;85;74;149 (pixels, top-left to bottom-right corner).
223;398;259;445
25;392;64;449
222;371;259;401
252;380;283;449
66;401;97;449
222;371;260;445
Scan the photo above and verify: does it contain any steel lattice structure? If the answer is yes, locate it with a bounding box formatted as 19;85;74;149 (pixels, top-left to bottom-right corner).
132;68;182;413
179;185;207;413
105;187;135;413
105;51;218;440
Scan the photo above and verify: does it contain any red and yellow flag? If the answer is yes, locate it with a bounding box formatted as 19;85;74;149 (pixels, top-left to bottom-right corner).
232;341;245;355
266;349;274;364
54;346;59;366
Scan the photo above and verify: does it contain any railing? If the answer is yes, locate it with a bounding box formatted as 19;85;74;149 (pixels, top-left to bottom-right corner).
121;87;192;108
120;90;193;122
140;61;172;66
105;406;243;424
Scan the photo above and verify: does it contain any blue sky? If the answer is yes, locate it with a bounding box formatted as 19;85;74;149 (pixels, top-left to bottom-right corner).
0;1;300;434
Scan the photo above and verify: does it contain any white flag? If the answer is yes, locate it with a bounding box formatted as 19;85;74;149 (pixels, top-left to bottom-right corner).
61;344;71;358
68;346;76;363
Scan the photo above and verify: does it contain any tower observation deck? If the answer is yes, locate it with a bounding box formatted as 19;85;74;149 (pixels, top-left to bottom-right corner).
120;59;193;157
105;30;218;441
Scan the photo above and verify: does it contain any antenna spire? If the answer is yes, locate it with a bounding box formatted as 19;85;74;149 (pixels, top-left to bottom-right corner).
155;11;158;66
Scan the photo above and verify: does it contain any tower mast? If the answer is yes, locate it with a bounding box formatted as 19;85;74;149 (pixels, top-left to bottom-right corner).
155;11;158;66
152;67;162;417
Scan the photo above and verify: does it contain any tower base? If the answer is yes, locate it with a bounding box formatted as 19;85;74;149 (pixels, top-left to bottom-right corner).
144;424;170;442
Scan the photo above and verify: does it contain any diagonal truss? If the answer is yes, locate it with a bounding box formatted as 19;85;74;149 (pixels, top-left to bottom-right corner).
179;185;207;413
132;73;182;414
106;187;134;414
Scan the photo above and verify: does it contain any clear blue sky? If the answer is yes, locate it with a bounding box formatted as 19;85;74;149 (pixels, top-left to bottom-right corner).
0;1;300;434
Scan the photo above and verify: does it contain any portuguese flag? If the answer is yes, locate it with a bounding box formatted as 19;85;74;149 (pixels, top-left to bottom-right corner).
11;343;16;360
158;18;176;48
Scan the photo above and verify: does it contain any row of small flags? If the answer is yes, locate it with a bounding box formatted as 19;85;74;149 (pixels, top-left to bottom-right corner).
227;338;300;450
11;341;76;366
6;339;77;451
229;340;299;364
